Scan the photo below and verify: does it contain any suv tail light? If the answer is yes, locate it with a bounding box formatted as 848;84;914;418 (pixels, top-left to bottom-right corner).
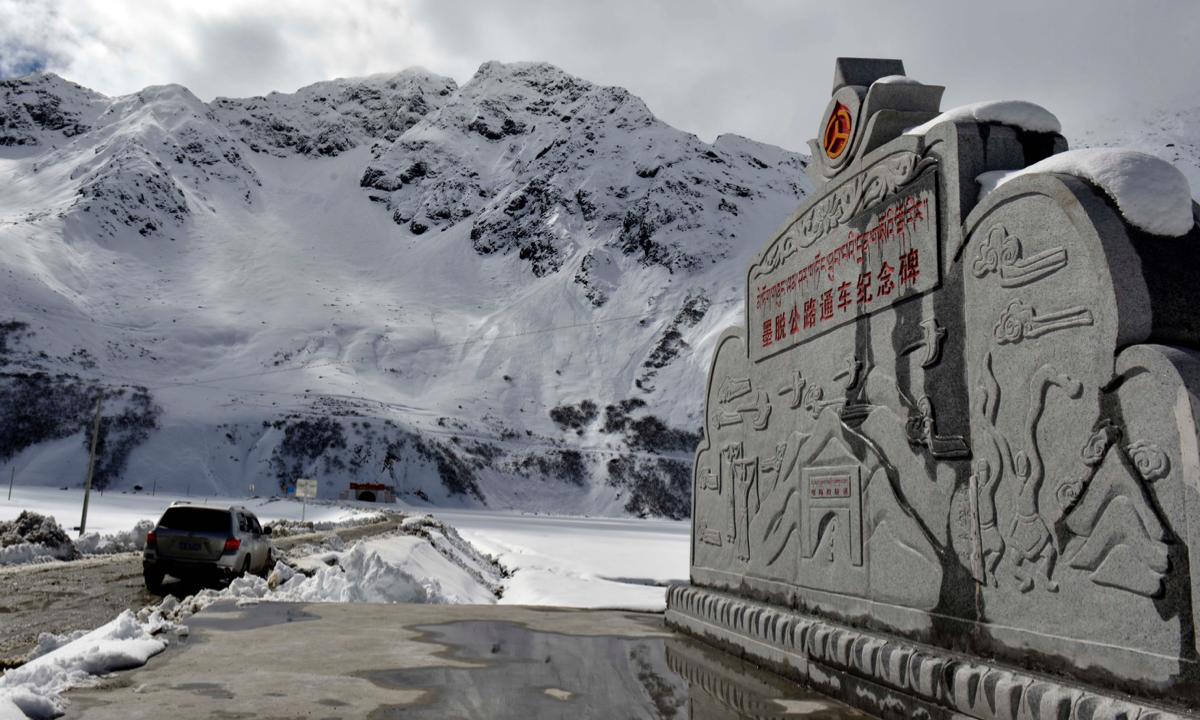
223;538;241;553
145;531;157;547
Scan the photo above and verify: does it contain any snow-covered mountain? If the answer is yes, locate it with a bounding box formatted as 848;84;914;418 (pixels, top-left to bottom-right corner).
1072;105;1200;198
0;62;812;517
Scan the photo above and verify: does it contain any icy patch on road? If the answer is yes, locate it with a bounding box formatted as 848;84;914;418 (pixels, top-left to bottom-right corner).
0;612;165;719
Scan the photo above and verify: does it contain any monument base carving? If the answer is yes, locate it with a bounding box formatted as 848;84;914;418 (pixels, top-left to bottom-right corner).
666;585;1195;720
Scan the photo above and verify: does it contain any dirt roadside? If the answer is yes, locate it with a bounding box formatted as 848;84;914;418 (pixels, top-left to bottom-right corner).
0;515;407;667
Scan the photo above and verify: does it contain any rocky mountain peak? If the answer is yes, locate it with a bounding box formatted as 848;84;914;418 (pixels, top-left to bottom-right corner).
209;68;458;158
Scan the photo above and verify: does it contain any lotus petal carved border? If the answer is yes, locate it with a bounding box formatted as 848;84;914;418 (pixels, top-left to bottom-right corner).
753;151;938;280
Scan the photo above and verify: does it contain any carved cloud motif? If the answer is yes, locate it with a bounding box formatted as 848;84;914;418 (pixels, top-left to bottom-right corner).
993;299;1094;345
1126;440;1170;482
971;225;1068;288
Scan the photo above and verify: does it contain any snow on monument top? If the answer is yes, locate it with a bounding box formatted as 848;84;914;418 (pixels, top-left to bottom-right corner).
978;147;1196;236
904;99;1062;136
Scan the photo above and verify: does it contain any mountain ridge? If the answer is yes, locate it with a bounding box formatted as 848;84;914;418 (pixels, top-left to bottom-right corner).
0;61;813;518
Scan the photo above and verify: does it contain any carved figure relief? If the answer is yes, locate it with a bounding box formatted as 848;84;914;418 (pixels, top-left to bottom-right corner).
971;225;1068;287
993;299;1094;345
970;353;1010;587
698;468;720;493
732;458;758;563
905;396;970;458
1008;365;1083;593
974;460;1005;587
721;443;744;548
900;318;947;367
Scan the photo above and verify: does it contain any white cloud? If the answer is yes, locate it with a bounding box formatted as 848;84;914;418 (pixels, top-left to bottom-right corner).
2;0;1197;152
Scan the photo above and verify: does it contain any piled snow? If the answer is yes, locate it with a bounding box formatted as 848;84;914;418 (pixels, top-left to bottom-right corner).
141;530;498;627
905;99;1061;135
74;519;154;555
434;509;688;611
0;611;165;719
0;512;77;565
977;148;1195;237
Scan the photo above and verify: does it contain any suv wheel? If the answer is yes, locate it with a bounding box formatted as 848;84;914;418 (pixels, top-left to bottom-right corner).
144;568;165;594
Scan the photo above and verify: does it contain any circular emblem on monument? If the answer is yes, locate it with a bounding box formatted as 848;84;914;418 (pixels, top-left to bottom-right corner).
823;102;852;159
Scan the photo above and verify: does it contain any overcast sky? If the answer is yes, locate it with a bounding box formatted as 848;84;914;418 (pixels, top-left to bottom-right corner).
2;0;1196;153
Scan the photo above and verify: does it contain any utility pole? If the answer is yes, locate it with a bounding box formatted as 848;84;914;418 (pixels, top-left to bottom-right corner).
7;467;13;501
79;391;103;536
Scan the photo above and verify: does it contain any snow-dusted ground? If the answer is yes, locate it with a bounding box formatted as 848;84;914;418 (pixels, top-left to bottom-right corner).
432;508;688;611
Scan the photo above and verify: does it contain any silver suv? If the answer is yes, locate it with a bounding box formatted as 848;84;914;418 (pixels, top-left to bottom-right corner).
143;502;275;592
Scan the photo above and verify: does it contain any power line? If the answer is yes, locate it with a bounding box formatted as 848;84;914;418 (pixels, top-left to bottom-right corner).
145;298;741;392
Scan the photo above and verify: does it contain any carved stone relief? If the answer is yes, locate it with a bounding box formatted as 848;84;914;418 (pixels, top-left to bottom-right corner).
900;318;947;367
993;299;1094;345
753;150;937;279
905;396;970;458
971;225;1068;287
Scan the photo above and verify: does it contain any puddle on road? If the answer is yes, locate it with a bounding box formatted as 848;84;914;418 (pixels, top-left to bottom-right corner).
365;620;869;719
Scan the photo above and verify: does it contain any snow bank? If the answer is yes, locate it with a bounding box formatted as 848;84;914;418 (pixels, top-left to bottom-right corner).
140;523;500;630
0;513;77;565
0;611;165;719
977;148;1196;237
905;100;1061;135
74;520;155;555
0;514;155;566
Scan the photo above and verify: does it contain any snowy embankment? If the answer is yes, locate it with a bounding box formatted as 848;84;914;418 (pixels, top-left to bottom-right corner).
0;613;165;720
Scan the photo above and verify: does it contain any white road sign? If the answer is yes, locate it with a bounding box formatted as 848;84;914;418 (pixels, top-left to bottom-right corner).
295;478;318;499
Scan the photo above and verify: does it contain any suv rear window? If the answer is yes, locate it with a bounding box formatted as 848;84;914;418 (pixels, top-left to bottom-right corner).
159;507;231;533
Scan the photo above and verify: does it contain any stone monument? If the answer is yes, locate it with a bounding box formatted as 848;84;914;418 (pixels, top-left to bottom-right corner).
667;57;1200;720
